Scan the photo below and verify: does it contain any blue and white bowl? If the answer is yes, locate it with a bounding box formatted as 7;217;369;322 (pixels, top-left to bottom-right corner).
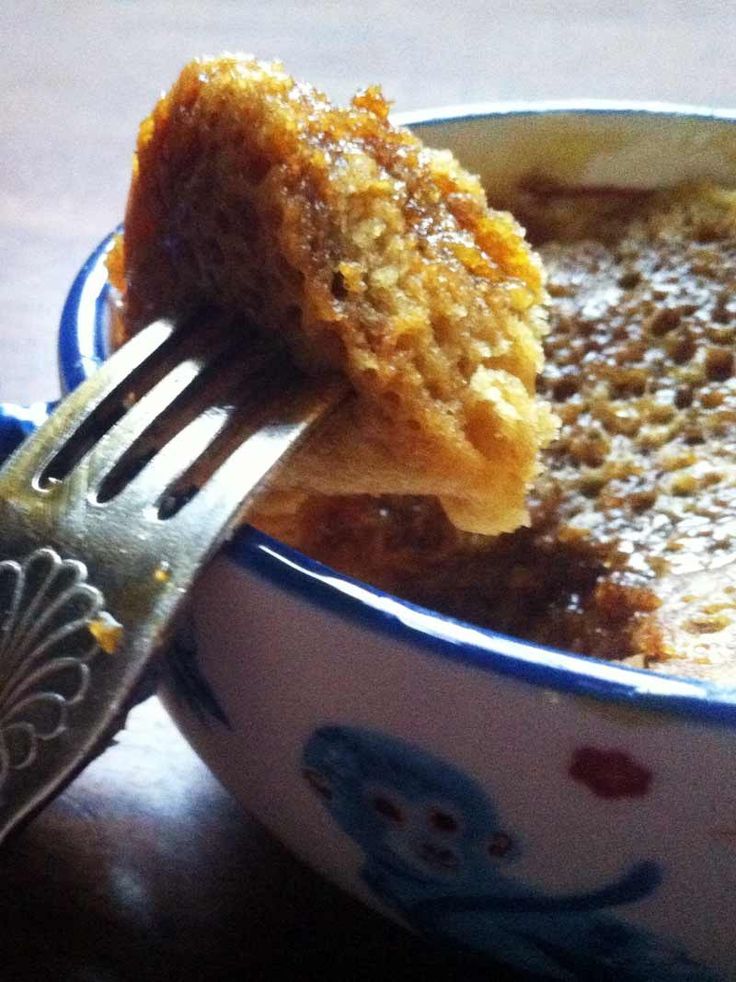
7;103;736;980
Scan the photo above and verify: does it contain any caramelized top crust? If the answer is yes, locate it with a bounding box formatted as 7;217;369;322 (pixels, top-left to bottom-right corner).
110;56;555;534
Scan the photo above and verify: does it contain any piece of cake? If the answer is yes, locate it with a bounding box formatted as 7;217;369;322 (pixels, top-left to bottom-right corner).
108;55;556;534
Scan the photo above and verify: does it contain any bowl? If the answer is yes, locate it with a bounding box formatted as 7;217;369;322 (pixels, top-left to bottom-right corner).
56;103;736;980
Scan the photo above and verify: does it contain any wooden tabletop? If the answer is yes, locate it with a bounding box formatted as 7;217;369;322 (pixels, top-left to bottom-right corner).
1;3;735;979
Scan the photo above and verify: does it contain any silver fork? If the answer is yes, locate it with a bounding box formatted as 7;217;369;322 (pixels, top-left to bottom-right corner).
0;315;345;845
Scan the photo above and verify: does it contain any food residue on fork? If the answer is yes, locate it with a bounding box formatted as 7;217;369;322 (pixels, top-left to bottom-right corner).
88;611;124;654
153;561;172;584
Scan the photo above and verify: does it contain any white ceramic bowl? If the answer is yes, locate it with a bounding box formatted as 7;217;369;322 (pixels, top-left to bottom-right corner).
14;103;736;980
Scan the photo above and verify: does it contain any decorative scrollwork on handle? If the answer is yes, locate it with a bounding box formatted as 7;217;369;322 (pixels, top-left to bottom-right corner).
0;547;110;791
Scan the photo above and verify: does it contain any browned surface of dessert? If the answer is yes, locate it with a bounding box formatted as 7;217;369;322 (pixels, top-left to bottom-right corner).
110;56;555;535
278;183;736;683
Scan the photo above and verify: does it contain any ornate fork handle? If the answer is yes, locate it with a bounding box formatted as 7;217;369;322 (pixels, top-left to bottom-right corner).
0;317;344;842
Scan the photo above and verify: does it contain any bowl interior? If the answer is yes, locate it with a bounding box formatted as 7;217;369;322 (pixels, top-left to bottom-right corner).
404;101;736;193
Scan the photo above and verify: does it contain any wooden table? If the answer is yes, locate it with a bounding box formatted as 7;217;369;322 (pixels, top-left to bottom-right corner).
1;3;734;979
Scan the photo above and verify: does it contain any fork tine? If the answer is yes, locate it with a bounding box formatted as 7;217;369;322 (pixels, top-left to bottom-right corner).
84;357;203;489
0;319;175;486
108;405;233;516
172;375;346;538
101;366;287;516
87;341;283;500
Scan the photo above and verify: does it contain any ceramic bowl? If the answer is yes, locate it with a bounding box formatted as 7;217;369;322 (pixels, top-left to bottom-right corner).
7;102;736;981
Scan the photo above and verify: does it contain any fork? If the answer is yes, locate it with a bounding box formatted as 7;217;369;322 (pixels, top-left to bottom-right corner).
0;314;345;845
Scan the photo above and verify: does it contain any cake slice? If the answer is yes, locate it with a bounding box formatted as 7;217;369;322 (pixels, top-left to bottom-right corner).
109;56;556;534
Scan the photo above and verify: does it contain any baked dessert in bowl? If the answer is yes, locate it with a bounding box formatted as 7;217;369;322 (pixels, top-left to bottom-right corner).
8;93;736;979
289;180;736;685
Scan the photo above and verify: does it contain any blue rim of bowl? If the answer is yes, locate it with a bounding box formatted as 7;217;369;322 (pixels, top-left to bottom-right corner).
60;101;736;724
